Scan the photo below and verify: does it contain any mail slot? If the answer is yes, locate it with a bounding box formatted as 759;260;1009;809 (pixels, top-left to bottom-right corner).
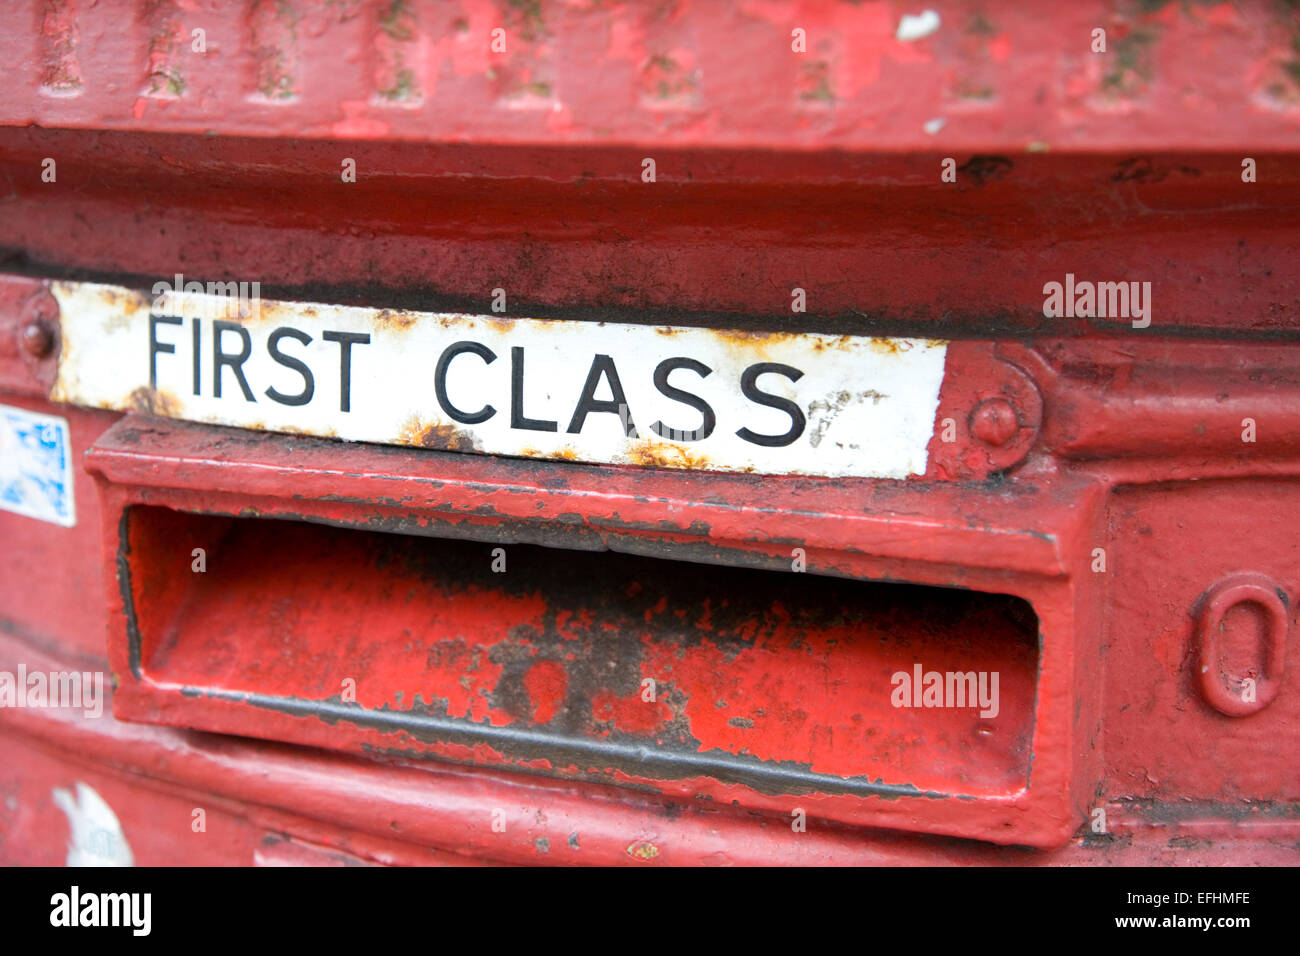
117;503;1039;794
85;413;1102;848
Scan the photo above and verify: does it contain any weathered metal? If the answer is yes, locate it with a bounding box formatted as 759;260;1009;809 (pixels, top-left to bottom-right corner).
1;0;1298;867
3;0;1299;153
85;415;1086;847
20;321;54;359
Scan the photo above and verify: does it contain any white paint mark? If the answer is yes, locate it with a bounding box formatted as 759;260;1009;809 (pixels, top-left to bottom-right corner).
52;782;134;866
897;10;941;42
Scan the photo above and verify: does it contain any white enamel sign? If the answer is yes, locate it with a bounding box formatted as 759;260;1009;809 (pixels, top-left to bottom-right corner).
49;281;947;479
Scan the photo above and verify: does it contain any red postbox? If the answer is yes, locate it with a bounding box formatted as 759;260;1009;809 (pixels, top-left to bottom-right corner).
0;1;1297;866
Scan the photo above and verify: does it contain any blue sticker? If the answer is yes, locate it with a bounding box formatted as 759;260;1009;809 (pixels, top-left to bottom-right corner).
0;403;76;527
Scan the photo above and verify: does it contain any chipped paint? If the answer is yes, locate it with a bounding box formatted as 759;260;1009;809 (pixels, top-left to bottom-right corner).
50;280;948;478
897;10;941;42
626;839;660;861
51;782;134;866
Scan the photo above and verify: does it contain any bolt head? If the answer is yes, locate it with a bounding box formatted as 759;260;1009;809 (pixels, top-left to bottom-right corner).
970;398;1019;446
21;321;54;358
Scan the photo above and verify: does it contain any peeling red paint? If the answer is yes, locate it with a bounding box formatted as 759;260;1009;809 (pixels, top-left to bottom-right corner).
1;0;1298;868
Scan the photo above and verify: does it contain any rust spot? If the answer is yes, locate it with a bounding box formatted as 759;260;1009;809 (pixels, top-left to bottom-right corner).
516;445;579;462
128;386;182;417
866;336;915;355
374;308;419;331
623;440;711;470
399;416;483;452
240;299;291;325
710;327;800;348
626;840;660;861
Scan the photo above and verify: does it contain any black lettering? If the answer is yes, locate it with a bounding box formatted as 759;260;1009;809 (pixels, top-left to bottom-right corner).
148;314;182;389
265;327;314;407
735;362;806;447
322;331;370;413
510;346;557;432
212;320;255;402
190;317;201;396
567;354;637;437
435;341;497;425
649;357;715;442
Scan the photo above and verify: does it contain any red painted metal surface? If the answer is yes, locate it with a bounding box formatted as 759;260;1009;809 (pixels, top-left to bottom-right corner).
87;416;1091;847
1;1;1299;865
4;0;1300;151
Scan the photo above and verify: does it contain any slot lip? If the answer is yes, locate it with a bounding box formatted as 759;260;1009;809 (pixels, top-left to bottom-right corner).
89;415;1100;849
166;683;961;802
85;415;1085;577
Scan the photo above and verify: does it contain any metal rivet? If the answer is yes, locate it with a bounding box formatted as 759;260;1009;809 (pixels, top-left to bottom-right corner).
21;321;55;358
970;398;1019;446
